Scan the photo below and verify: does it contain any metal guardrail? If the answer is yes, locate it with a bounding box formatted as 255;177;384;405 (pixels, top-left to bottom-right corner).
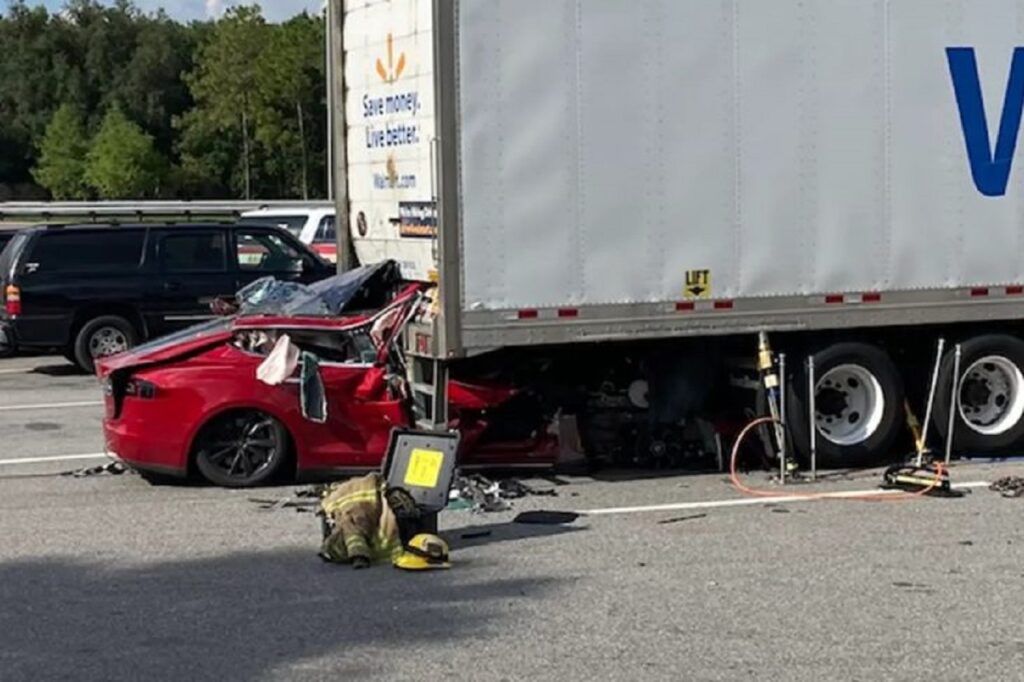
0;200;334;221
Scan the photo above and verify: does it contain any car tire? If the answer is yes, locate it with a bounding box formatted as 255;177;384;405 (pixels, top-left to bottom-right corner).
73;315;138;373
932;335;1024;454
193;410;290;488
787;343;905;469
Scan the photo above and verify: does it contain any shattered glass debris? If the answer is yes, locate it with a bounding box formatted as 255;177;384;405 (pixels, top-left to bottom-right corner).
238;260;403;317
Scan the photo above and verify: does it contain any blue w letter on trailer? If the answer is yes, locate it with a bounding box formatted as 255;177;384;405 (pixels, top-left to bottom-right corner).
948;47;1024;197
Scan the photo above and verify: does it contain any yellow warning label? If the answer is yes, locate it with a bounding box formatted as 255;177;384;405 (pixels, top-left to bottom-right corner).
404;448;444;488
684;269;712;300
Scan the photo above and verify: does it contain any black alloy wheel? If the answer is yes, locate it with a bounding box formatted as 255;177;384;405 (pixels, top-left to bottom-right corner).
194;411;289;487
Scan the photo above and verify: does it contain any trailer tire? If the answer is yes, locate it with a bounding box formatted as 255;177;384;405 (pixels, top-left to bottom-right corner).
788;343;904;469
932;335;1024;454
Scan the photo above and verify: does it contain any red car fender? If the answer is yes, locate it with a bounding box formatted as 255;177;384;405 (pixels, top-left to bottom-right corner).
182;395;307;465
134;350;307;467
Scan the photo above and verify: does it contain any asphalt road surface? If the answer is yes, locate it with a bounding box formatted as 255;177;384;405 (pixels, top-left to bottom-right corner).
2;354;1024;681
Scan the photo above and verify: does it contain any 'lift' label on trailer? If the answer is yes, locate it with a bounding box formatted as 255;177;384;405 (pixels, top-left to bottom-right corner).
684;270;712;300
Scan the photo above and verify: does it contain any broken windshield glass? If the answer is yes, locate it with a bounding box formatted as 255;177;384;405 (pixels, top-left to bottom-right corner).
237;260;402;317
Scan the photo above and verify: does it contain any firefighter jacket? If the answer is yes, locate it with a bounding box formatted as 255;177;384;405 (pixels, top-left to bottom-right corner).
319;473;402;565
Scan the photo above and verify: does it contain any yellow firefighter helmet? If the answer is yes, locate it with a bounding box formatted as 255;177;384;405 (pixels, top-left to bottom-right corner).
393;533;451;571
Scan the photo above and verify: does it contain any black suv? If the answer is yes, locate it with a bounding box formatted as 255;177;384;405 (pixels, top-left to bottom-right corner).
0;222;334;371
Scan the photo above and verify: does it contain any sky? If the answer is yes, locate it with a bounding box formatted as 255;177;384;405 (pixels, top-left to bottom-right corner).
35;0;324;22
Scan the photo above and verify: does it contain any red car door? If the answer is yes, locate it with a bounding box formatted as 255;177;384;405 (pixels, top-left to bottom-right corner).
301;362;409;471
299;295;422;471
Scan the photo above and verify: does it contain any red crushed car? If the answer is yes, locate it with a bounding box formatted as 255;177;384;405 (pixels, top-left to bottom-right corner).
96;261;559;487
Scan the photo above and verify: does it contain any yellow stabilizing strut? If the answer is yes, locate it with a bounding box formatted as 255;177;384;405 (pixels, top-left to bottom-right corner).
757;332;791;471
904;399;930;461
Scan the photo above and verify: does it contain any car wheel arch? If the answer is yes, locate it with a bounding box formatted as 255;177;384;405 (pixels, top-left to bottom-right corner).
185;403;301;476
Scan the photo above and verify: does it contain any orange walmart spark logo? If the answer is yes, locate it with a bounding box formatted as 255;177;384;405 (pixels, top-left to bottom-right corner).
376;33;406;83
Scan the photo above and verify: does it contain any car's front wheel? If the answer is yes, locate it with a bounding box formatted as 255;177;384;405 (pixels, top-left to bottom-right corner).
193;410;290;488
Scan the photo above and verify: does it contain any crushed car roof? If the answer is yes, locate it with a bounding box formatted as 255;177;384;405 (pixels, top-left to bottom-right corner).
96;260;418;377
238;260;403;318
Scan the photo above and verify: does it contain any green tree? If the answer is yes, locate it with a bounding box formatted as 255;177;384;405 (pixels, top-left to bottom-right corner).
0;2;64;190
256;13;325;199
32;104;90;199
84;107;165;198
107;10;198;157
181;5;270;199
173;106;239;198
0;1;326;199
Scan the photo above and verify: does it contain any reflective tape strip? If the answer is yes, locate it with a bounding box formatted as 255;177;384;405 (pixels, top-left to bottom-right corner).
821;293;883;305
321;490;379;514
968;286;1024;297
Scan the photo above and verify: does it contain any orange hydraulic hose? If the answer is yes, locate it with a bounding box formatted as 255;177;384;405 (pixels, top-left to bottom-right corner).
730;417;945;503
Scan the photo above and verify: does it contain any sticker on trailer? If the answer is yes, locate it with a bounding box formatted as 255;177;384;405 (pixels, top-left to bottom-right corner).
684;269;712;300
398;201;437;239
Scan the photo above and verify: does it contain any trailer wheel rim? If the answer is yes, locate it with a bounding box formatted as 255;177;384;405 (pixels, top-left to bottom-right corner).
957;355;1024;437
814;364;886;447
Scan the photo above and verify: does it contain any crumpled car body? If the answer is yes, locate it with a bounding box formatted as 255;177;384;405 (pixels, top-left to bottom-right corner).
96;262;559;485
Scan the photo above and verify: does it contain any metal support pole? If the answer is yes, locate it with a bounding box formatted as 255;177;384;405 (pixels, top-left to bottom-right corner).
325;0;334;202
779;353;787;484
917;337;946;467
808;355;817;481
715;432;725;473
431;358;449;429
328;0;354;273
944;344;962;466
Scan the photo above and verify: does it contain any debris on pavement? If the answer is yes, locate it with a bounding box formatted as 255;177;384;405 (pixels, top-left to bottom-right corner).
513;510;580;525
446;497;473;511
657;513;708;525
248;486;329;512
448;474;559;513
990;476;1024;498
249;497;319;512
62;461;128;478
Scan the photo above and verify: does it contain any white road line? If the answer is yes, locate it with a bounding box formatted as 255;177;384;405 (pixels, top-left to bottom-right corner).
0;367;33;375
0;400;102;412
578;481;993;516
0;453;109;467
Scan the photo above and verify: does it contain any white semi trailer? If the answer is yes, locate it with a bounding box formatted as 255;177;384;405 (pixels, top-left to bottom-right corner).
331;0;1024;469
